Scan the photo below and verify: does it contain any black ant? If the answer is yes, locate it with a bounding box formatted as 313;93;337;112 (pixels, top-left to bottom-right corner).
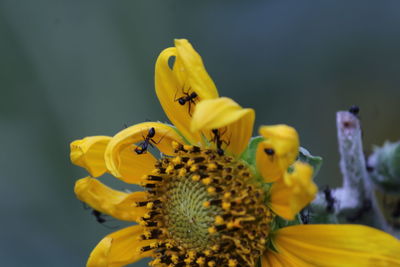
91;209;118;229
174;87;198;116
264;148;275;161
92;209;107;224
348;105;360;116
323;186;336;213
211;128;230;156
82;203;118;229
300;208;312;224
134;127;163;154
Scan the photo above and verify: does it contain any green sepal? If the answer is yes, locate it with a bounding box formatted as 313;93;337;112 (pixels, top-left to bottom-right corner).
298;147;323;177
272;214;303;230
240;136;264;166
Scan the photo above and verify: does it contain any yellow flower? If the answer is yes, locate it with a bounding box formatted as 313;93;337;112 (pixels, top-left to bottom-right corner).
70;39;400;267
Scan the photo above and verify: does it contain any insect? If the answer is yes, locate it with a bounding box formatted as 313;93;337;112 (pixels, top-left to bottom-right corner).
300;208;312;224
211;128;230;156
174;87;198;116
91;209;118;229
323;186;336;213
82;203;117;229
264;148;275;160
91;209;107;224
134;127;163;154
348;105;360;116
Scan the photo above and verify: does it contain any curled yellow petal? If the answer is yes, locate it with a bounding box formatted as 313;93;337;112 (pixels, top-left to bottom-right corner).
104;122;184;182
70;136;111;177
269;162;316;220
256;125;300;182
74;177;148;222
155;39;218;144
191;97;255;156
87;225;155;267
174;39;218;100
271;224;400;266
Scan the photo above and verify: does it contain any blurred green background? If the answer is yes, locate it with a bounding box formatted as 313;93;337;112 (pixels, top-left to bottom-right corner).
1;1;399;266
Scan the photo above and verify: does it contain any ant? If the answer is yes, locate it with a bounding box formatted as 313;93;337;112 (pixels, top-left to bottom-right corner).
211;128;230;156
91;209;118;229
348;105;360;116
323;186;336;213
300;208;312;224
264;148;275;161
82;202;118;229
134;127;163;154
92;209;107;224
174;87;198;116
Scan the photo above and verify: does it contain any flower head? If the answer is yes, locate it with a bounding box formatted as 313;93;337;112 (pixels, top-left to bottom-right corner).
71;39;400;267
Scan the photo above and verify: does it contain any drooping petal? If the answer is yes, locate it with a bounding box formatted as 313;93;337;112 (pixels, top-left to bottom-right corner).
87;225;156;267
191;97;255;156
269;162;316;220
270;224;400;267
155;39;218;144
256;125;300;182
70;136;111;177
104;122;184;183
74;177;148;222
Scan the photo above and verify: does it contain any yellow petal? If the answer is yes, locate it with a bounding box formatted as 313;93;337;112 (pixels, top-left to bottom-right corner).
262;249;301;267
271;224;400;266
155;40;218;144
105;122;184;183
87;225;155;267
256;125;300;182
174;39;218;99
70;136;111;177
191;97;255;156
74;177;148;222
269;162;316;220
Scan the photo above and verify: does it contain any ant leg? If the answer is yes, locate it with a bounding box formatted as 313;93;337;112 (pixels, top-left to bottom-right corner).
187;101;192;116
219;126;228;136
151;132;167;145
220;132;231;148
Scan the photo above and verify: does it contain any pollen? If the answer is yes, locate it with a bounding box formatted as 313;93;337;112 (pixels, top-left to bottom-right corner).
137;142;272;267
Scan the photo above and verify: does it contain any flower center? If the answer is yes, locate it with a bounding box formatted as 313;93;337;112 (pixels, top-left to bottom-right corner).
164;176;221;250
137;142;273;267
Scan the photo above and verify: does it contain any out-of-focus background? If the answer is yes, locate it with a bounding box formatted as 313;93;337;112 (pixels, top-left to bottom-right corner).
1;1;399;266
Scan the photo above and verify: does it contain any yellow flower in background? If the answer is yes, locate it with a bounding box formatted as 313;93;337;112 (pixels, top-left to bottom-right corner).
70;39;400;267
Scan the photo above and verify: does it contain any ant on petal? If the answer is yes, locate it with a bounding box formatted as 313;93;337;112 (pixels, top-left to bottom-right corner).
174;87;198;116
263;147;275;163
134;127;164;154
211;128;230;156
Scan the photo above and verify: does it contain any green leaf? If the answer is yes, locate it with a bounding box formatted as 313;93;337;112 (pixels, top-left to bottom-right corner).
240;136;264;166
298;147;323;177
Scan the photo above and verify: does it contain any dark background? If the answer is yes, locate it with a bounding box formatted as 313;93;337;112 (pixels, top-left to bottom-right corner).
1;1;399;266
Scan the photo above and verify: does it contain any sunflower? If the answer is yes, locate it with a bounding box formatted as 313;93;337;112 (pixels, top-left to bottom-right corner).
70;39;400;267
